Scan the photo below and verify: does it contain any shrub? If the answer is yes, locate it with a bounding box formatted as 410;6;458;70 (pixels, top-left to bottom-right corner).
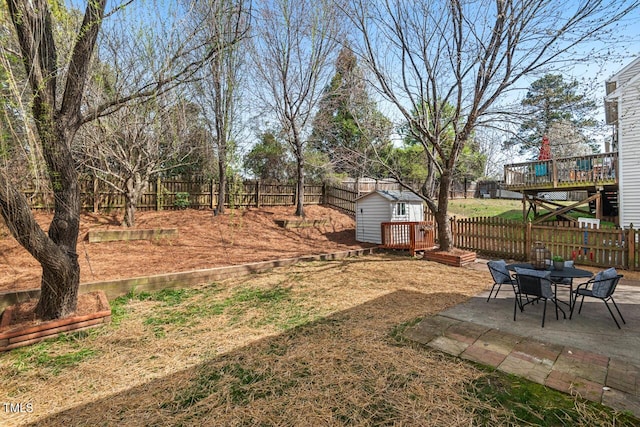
174;192;190;209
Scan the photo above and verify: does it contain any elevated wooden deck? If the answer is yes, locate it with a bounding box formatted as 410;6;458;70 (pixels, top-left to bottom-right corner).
503;152;618;192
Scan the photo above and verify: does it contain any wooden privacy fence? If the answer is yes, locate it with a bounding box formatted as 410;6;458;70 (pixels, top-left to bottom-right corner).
24;178;484;218
451;216;640;270
325;184;358;215
24;178;326;212
380;221;436;256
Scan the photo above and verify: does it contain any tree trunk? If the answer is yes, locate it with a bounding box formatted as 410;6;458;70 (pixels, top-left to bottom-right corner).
216;148;226;215
295;156;305;217
35;126;82;319
435;170;453;252
123;175;144;227
37;253;80;319
0;173;80;320
3;0;107;320
124;197;137;228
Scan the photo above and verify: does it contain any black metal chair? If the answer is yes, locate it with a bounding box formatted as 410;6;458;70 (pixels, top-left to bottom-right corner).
570;268;625;329
514;267;565;327
486;260;517;302
555;260;575;308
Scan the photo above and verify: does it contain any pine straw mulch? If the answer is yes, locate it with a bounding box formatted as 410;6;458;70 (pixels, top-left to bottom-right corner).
0;205;371;293
0;254;478;426
1;292;108;330
1;254;622;427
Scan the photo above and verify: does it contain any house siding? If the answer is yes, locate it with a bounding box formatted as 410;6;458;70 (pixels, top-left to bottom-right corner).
618;77;640;228
616;59;640;88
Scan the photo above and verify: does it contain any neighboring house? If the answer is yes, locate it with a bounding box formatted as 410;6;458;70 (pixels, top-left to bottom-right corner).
605;57;640;228
355;190;424;244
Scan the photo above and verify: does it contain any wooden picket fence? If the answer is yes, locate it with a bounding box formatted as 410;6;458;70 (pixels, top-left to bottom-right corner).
451;216;640;270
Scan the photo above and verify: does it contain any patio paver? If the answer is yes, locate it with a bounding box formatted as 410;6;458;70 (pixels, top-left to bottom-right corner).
498;340;562;384
404;314;640;417
607;358;639;396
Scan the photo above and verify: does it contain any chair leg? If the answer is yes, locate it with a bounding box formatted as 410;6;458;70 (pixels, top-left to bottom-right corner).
603;300;622;329
555;299;566;319
486;283;500;302
610;297;626;325
542;299;547;328
513;288;524;312
514;296;518;321
577;295;586;314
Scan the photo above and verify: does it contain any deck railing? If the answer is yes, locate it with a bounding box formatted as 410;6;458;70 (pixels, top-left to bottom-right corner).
504;152;618;190
380;221;436;255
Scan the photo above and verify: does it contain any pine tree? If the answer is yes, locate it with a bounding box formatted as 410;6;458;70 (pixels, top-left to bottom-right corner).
512;74;599;158
311;45;391;179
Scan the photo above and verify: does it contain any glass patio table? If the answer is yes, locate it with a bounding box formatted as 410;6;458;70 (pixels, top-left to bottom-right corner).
506;263;593;311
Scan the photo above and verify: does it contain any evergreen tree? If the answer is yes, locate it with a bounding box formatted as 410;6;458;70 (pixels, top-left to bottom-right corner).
244;132;293;182
311;45;391;179
512;74;599;158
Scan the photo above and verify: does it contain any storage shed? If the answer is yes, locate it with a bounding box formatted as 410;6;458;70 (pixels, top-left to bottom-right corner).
355;190;425;244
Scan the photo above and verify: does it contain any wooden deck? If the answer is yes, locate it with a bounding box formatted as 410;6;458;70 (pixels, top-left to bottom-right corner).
503;152;618;192
380;221;436;256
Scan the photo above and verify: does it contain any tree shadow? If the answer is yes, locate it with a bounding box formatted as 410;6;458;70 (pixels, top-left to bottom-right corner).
25;289;471;426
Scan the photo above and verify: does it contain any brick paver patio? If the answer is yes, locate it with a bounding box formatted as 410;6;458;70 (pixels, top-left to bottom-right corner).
404;315;640;417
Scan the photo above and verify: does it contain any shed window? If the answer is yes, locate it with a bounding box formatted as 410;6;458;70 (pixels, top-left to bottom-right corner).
396;203;406;216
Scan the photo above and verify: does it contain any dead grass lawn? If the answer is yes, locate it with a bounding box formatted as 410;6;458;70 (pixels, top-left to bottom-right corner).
1;254;633;426
0;254;491;426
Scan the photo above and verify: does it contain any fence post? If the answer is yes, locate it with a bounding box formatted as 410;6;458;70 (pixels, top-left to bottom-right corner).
450;215;456;247
525;220;532;260
156;176;162;211
256;180;261;208
93;176;99;213
628;223;635;270
321;182;327;205
409;223;416;256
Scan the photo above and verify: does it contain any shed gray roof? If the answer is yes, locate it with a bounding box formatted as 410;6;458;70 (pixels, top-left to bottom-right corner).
356;190;424;203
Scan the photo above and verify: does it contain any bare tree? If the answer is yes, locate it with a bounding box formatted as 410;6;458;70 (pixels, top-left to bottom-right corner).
78;98;200;227
346;0;640;251
251;0;341;216
0;0;246;320
191;0;249;215
475;127;519;179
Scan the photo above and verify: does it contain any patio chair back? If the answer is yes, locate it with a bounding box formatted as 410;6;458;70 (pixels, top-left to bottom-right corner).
592;268;620;298
513;267;561;327
486;260;515;302
571;267;625;328
488;260;511;285
514;267;553;299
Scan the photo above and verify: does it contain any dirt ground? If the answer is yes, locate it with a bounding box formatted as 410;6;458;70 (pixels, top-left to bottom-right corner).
0;205;372;293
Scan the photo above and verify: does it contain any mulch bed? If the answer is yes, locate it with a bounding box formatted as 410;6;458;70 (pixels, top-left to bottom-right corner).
0;206;372;293
1;292;111;352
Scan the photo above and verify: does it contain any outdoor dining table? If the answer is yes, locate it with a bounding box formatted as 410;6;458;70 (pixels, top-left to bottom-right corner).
506;263;593;311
